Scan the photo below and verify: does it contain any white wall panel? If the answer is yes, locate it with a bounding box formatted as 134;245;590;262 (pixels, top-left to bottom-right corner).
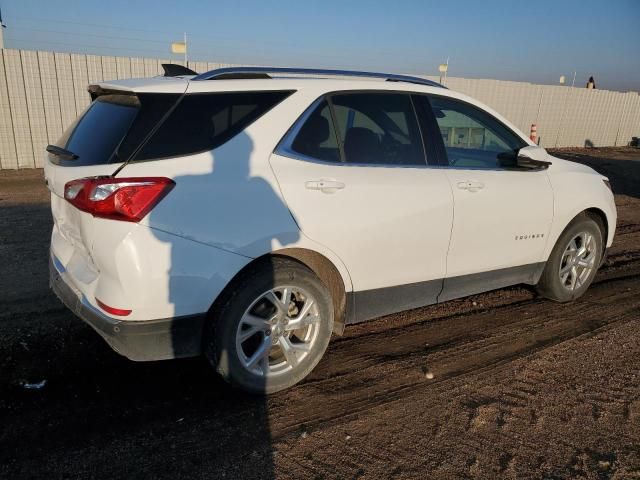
20;50;48;167
0;51;18;169
86;54;103;84
130;57;146;78
54;52;77;132
116;56;131;79
617;94;640;146
37;51;63;146
3;49;34;168
101;55;117;82
70;54;90;115
143;58;159;77
1;49;638;169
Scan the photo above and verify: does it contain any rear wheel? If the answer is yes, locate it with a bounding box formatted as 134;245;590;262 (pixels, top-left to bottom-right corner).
537;215;603;302
205;258;333;394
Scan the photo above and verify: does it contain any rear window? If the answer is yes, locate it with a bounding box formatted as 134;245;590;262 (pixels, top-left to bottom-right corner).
117;93;181;160
134;90;293;161
52;94;141;166
51;90;292;166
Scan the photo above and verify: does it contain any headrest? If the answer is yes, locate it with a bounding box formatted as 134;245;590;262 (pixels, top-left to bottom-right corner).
296;114;330;146
344;127;380;163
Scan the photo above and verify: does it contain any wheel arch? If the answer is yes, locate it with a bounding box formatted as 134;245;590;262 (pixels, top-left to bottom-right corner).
207;248;349;335
584;207;608;246
545;207;609;263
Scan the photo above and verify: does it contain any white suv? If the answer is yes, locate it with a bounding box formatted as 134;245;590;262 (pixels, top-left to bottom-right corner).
46;67;617;393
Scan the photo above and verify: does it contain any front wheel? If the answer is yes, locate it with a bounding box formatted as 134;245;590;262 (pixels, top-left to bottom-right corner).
537;215;603;302
205;258;333;394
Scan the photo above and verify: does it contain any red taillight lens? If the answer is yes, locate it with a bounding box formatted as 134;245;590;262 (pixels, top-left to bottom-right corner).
95;298;131;316
64;177;174;222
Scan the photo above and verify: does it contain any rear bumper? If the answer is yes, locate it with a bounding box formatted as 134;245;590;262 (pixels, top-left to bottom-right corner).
50;256;205;361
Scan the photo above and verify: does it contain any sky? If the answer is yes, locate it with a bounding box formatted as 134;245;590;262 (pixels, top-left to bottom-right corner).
1;0;639;91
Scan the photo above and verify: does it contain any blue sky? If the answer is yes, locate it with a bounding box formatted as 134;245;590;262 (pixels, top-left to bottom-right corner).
2;0;639;91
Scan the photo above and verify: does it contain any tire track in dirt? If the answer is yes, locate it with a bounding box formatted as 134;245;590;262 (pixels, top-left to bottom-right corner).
265;271;640;440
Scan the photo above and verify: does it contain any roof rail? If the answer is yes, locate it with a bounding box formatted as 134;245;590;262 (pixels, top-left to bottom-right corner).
192;67;446;88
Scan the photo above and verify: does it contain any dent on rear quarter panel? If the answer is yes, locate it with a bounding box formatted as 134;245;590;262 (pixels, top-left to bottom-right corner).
115;225;251;320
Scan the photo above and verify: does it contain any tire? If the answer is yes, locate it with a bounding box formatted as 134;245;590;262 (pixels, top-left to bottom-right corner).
536;214;603;302
205;257;334;394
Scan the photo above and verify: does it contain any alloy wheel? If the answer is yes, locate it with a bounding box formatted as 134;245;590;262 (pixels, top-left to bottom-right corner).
235;286;321;377
559;231;597;291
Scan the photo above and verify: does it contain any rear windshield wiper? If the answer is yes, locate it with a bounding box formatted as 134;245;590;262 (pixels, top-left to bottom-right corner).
46;144;79;160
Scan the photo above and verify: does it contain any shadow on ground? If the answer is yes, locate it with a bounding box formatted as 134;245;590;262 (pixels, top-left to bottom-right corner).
0;177;278;479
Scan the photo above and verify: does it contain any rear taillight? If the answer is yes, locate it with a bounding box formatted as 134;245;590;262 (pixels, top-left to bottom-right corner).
64;177;174;222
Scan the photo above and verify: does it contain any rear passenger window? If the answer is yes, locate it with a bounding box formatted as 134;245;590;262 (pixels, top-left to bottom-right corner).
289;92;426;166
135;91;293;161
332;93;425;165
291;100;340;162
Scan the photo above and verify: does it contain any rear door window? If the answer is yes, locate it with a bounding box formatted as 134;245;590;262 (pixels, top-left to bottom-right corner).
290;100;340;162
288;92;426;166
331;93;425;166
134;91;294;161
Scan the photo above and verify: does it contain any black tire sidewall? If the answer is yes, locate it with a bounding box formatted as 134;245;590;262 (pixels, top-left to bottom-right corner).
206;259;333;394
539;216;603;302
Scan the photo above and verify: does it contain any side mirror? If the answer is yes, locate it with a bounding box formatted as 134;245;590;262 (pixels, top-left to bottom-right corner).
516;145;551;170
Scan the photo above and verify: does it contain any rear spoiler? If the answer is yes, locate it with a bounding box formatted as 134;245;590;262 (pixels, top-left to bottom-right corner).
87;84;136;101
86;64;197;100
161;63;198;77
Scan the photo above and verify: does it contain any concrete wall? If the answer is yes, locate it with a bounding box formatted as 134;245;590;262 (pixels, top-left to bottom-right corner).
1;48;639;169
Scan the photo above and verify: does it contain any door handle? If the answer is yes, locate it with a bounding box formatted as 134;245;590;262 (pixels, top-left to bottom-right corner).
457;180;484;192
305;179;345;194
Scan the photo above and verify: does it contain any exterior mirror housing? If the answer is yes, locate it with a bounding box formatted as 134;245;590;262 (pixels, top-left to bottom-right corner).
517;145;551;170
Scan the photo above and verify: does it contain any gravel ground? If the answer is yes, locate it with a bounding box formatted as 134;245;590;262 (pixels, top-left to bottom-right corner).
1;147;639;479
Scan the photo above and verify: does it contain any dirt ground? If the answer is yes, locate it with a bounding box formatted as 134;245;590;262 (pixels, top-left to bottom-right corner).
1;147;639;479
